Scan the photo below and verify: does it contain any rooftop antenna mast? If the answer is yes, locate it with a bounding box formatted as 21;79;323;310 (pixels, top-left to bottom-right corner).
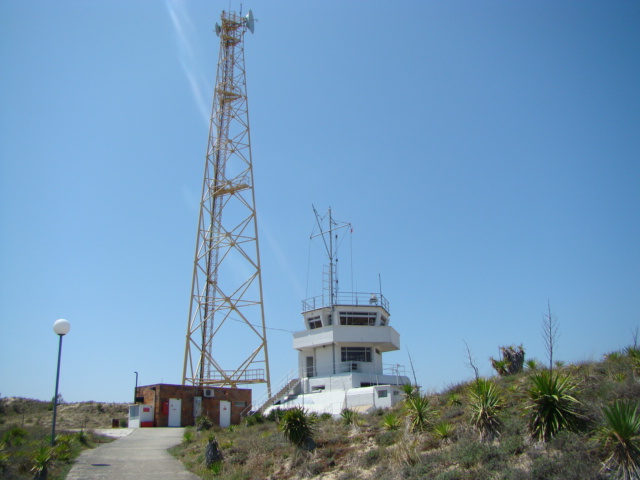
182;9;270;396
311;206;351;307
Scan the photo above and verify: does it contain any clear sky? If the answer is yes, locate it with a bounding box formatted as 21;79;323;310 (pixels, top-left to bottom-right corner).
1;1;638;403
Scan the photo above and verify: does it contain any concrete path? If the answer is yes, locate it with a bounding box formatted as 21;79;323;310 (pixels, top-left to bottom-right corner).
66;428;200;480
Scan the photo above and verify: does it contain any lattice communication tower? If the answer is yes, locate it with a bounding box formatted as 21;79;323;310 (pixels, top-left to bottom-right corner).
182;9;271;395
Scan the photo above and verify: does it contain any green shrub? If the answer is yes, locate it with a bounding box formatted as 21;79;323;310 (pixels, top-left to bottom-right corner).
30;444;53;480
468;378;504;441
196;415;213;431
381;411;401;431
526;370;582;441
340;408;358;426
2;426;28;446
447;392;463;407
279;407;315;448
433;422;455;443
599;399;640;479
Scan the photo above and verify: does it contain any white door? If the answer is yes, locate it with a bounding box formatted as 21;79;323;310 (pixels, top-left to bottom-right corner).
219;400;231;428
168;398;182;427
194;396;202;419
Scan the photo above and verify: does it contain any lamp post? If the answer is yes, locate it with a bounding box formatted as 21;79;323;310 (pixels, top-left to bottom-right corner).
134;371;139;403
51;318;70;446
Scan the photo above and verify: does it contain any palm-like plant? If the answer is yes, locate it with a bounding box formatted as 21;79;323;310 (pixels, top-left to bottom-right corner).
381;411;401;431
401;383;418;398
340;408;358;426
600;400;640;480
30;445;53;480
447;392;463;407
404;394;433;433
525;359;540;371
526;370;582;442
468;378;504;441
433;422;455;444
279;407;315;448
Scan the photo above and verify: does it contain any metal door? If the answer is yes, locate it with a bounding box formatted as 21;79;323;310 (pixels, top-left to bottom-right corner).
219;400;231;428
168;398;182;427
194;396;202;419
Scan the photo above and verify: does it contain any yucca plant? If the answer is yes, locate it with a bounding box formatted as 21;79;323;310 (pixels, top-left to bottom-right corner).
75;429;90;446
525;359;540;371
433;422;455;444
447;392;462;407
31;444;53;480
468;378;504;441
401;383;418;398
526;370;582;442
490;359;509;376
404;394;433;433
340;408;358;426
599;400;640;480
279;407;315;448
381;411;401;431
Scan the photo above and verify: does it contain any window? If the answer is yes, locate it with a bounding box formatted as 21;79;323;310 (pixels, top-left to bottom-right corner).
308;316;322;329
341;347;372;362
339;311;376;326
377;390;388;398
311;385;325;391
235;401;246;408
380;316;388;326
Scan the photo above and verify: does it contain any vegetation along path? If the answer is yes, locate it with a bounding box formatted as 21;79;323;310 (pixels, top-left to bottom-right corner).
66;428;199;480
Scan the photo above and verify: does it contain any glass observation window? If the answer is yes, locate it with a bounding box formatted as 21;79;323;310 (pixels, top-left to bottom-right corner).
341;347;372;362
339;311;377;326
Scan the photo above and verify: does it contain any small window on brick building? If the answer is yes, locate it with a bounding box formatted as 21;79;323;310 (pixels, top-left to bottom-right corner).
235;401;246;408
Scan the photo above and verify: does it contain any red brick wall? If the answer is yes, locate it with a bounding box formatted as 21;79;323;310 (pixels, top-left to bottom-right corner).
135;384;251;427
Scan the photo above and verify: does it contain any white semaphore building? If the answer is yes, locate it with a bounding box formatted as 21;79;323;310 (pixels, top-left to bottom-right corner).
262;208;410;416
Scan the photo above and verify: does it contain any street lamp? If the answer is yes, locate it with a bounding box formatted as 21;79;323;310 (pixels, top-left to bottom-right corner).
51;318;70;446
134;371;139;403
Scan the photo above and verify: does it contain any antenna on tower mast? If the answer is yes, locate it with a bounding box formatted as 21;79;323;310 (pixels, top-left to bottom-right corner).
182;9;271;397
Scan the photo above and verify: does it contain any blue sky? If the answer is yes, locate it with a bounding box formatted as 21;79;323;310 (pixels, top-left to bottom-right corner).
1;1;638;403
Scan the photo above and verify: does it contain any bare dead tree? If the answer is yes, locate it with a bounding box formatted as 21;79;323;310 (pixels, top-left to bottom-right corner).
464;340;480;382
631;326;639;349
542;301;559;372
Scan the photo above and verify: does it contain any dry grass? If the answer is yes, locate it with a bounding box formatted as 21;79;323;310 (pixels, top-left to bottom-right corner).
169;349;640;479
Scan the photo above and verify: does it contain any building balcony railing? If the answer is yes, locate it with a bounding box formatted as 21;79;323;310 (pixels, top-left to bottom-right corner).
303;362;406;379
302;292;389;313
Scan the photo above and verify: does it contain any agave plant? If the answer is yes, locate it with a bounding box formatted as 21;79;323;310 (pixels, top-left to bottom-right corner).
467;378;504;441
600;400;640;480
279;407;315;448
404;394;434;433
526;370;582;442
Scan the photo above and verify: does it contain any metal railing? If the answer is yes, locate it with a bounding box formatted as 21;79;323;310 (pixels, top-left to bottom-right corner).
240;369;298;417
302;292;389;313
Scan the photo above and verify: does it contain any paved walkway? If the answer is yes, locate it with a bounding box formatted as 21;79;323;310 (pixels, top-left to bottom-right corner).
66;428;200;480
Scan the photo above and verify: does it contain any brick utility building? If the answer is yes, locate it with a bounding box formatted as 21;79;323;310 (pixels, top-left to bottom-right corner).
131;384;251;428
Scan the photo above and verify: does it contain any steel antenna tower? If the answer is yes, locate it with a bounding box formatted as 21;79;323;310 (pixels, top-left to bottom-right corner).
182;9;271;396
